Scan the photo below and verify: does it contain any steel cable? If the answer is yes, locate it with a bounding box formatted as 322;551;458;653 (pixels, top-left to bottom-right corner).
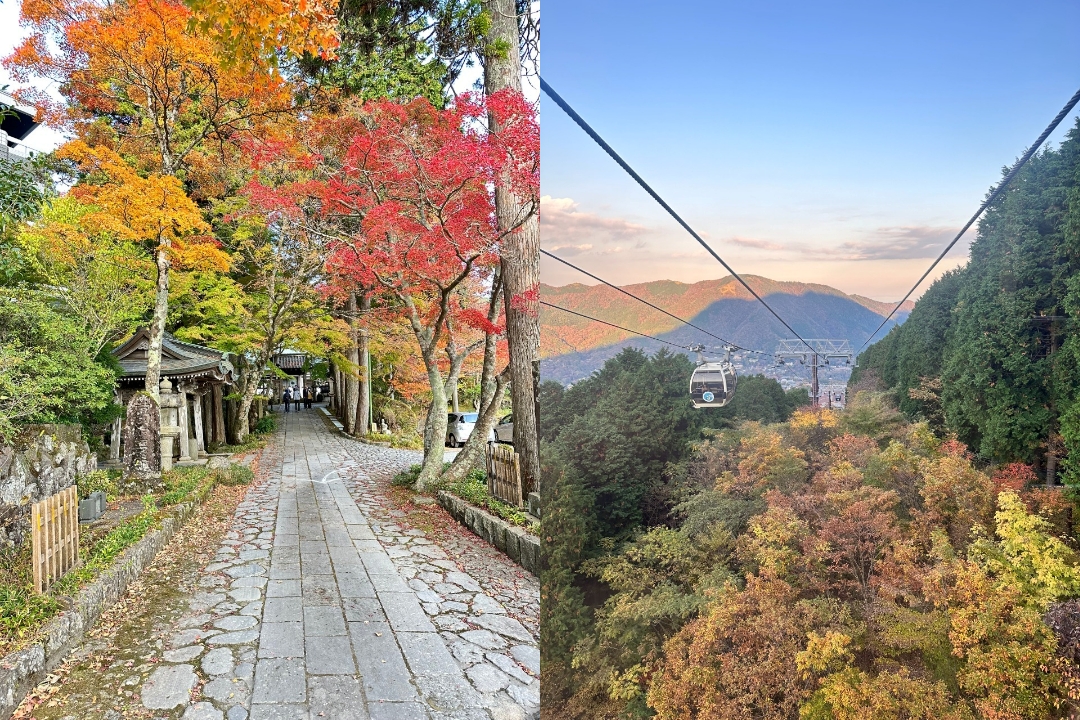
858;85;1080;352
540;75;814;354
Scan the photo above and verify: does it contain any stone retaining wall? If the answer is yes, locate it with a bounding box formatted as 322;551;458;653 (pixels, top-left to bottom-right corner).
0;425;97;546
437;491;540;576
0;500;196;720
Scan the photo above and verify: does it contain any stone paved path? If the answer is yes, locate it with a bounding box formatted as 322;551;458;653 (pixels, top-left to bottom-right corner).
138;408;539;720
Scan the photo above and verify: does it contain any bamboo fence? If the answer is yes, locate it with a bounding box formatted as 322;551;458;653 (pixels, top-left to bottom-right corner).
31;486;80;594
487;443;524;507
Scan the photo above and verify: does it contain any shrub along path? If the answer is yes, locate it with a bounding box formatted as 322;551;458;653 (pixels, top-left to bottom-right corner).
15;408;538;720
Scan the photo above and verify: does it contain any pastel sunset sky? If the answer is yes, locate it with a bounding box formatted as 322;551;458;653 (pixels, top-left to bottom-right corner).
541;0;1080;300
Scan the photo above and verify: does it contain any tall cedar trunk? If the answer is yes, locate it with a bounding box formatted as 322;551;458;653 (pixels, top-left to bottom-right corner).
356;293;371;435
211;383;226;444
337;365;344;414
484;0;541;493
333;365;342;413
344;292;360;433
225;394;239;444
145;244;171;399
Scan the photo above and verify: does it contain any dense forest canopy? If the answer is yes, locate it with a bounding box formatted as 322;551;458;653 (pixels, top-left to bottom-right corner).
542;180;1080;719
540;349;808;540
542;349;1080;717
854;118;1080;482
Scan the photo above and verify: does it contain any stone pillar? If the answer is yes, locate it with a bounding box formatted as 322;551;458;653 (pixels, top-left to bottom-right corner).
177;387;192;462
109;415;122;463
158;378;182;470
122;392;162;490
193;392;206;456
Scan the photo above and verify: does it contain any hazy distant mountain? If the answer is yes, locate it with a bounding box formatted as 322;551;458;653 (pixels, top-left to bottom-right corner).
541;275;915;385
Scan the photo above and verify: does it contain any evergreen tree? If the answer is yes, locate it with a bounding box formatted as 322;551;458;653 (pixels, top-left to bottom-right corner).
857;118;1080;475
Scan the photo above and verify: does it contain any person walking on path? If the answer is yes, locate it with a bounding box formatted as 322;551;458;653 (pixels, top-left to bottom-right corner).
282;387;292;412
304;387;313;409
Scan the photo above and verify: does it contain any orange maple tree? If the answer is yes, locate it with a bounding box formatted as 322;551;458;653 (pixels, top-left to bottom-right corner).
5;0;296;184
5;0;306;403
185;0;341;67
59;140;228;396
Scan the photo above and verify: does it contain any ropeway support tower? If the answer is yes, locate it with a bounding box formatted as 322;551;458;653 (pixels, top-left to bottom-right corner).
774;339;855;409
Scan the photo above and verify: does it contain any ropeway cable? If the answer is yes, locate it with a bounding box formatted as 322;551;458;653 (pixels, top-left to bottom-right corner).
540;300;694;350
858;84;1080;352
540;248;772;356
540;75;815;355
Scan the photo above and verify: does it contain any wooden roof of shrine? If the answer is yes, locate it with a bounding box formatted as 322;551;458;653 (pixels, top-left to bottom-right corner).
272;351;308;372
112;329;235;384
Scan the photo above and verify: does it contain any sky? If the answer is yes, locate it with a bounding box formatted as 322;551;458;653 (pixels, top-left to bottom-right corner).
541;0;1080;300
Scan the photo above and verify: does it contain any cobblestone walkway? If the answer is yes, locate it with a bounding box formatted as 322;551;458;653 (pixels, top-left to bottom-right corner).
137;409;539;720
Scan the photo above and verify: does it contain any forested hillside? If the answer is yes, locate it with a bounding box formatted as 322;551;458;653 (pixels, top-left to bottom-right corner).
541;349;1080;718
854;118;1080;482
542;278;912;384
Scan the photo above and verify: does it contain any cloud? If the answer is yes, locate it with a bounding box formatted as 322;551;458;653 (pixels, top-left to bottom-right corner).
547;243;593;256
540;196;650;247
716;226;962;261
835;225;960;260
729;236;788;252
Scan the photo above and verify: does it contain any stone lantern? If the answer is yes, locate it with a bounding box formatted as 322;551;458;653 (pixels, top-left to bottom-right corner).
158;378;183;472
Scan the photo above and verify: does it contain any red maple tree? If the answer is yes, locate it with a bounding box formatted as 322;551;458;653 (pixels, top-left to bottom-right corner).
243;92;539;486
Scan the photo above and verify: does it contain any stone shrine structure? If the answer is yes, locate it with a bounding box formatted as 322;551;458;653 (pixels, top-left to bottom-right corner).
108;329;234;466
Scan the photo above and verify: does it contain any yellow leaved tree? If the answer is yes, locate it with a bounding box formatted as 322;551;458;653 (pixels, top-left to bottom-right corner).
59;141;228;396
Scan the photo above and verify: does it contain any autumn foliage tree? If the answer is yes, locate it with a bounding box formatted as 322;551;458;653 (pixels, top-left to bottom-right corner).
5;0;294;180
185;0;341;68
15;196;154;354
254;92;537;487
5;0;303;398
219;137;349;440
542;350;1080;720
58;142;227;396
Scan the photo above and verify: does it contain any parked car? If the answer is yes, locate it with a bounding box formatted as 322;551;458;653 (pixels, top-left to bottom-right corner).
446;412;482;447
492;413;513;444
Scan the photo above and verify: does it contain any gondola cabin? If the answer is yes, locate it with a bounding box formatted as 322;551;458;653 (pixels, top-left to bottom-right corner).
690;361;737;408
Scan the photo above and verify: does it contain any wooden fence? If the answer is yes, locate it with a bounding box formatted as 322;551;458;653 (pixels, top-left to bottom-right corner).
31;486;80;594
487;443;525;507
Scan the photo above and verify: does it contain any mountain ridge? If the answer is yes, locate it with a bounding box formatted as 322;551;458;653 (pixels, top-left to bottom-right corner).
542;275;913;357
541;275;915;384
